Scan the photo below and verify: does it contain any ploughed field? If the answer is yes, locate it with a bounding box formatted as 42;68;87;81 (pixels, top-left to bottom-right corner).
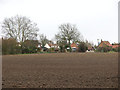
2;53;118;88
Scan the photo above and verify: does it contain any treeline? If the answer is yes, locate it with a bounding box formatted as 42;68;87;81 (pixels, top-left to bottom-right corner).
2;38;20;55
2;38;90;55
2;38;40;55
2;37;119;55
96;46;120;52
1;15;93;55
1;15;119;55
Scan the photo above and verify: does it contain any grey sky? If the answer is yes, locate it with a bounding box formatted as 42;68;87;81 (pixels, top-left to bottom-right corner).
0;0;119;45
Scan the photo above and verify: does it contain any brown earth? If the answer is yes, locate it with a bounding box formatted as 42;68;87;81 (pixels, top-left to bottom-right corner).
2;53;118;88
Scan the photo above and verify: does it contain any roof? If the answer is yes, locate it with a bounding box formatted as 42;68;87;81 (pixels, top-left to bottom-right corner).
98;41;112;47
45;43;59;49
103;41;112;46
112;44;120;48
48;44;58;47
44;43;51;48
71;43;78;48
88;46;93;50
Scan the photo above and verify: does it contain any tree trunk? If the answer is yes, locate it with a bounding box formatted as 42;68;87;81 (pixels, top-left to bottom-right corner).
68;40;71;52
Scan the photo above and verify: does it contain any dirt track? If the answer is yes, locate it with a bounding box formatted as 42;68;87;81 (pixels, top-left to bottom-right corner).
2;53;118;88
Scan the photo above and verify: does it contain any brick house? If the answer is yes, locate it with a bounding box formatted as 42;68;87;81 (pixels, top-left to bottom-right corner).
70;43;78;52
112;44;120;48
44;43;60;51
98;40;120;49
98;40;112;47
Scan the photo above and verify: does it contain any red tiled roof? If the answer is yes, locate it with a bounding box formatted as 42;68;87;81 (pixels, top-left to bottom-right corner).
98;41;112;47
112;44;120;48
71;43;78;48
98;41;120;49
103;41;112;46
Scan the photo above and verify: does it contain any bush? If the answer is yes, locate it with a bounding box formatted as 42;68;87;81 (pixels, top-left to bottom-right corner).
96;46;112;52
78;42;87;52
59;45;66;52
118;47;120;52
48;48;55;52
2;38;21;55
21;40;38;54
112;47;120;52
2;38;39;55
111;48;118;52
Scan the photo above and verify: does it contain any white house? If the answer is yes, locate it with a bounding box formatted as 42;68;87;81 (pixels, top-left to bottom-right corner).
44;43;60;49
44;43;51;49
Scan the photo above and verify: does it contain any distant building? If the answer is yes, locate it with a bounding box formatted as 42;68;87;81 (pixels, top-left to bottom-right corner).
98;40;112;47
38;43;41;48
87;46;94;51
112;43;120;48
44;43;60;51
70;43;78;52
44;43;51;49
98;39;120;49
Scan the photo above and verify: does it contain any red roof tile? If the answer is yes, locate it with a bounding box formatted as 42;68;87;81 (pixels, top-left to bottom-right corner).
71;43;78;48
112;45;119;48
98;41;112;47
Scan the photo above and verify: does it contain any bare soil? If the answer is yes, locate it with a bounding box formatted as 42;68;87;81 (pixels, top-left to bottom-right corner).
2;53;118;88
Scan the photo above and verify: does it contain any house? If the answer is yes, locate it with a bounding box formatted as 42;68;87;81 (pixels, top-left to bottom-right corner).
98;40;112;47
44;43;60;51
98;39;120;50
44;43;59;49
44;43;51;49
86;45;94;52
112;43;120;48
49;44;59;48
88;46;93;50
70;43;78;52
37;43;41;48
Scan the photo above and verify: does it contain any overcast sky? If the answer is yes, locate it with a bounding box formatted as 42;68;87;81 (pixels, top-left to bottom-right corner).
0;0;119;45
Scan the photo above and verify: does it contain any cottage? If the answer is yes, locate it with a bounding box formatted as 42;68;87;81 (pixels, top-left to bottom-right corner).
98;40;120;50
86;46;94;52
98;40;112;47
44;43;60;51
49;44;59;48
44;43;51;49
70;43;78;52
38;43;41;48
112;44;120;48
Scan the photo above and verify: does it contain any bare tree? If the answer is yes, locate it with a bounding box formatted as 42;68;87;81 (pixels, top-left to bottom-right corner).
85;40;94;46
1;15;39;42
55;23;83;46
39;34;49;47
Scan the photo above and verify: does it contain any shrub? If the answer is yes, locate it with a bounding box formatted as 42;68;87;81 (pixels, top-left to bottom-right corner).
78;42;87;52
96;46;112;52
118;47;120;52
49;48;55;52
21;40;38;54
111;48;118;52
2;38;21;55
112;47;120;52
